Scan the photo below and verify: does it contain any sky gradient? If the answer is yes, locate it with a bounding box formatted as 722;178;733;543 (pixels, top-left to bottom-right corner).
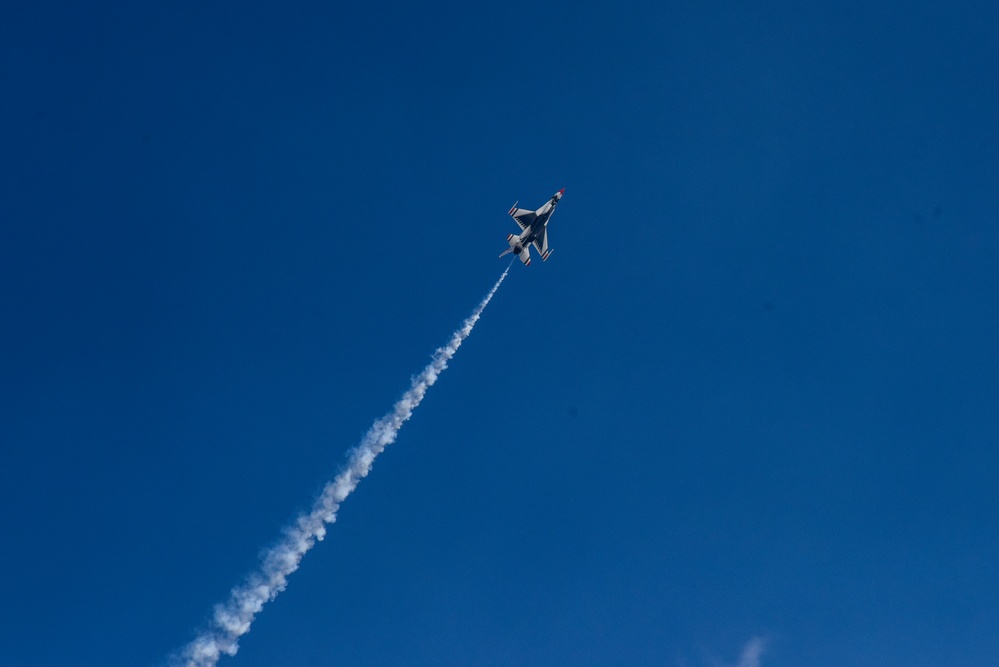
2;2;998;666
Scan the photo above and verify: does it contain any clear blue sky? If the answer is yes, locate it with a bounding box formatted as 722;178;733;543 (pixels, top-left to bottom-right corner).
3;2;998;666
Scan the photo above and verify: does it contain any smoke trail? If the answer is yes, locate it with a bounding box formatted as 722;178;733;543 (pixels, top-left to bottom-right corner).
177;266;510;666
734;637;768;667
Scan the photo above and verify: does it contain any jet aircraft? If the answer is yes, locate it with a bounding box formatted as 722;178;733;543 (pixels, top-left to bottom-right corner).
499;188;564;266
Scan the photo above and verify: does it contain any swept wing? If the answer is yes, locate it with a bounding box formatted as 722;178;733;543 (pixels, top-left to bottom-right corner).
508;203;537;230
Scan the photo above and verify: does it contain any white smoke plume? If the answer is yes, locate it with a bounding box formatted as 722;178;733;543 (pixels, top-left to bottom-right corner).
734;637;767;667
176;266;510;666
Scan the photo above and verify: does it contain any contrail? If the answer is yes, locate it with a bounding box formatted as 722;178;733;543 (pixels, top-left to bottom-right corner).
177;265;510;666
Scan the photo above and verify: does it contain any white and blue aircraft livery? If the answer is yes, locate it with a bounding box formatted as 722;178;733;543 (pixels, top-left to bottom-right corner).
499;188;565;266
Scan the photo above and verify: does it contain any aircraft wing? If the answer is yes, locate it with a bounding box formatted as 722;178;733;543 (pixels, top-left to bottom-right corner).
508;204;537;231
532;227;548;256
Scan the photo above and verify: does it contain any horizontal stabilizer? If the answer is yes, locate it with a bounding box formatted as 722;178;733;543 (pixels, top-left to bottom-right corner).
518;247;531;266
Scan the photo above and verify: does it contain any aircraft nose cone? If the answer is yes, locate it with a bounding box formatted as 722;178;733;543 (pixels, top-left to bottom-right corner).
558;188;565;195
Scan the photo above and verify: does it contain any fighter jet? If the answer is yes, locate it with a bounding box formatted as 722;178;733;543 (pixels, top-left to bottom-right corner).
499;188;565;266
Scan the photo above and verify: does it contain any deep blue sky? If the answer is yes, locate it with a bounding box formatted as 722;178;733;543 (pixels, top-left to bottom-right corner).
3;2;998;666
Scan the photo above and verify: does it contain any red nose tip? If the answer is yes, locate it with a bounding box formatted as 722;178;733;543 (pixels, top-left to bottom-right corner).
558;188;565;195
